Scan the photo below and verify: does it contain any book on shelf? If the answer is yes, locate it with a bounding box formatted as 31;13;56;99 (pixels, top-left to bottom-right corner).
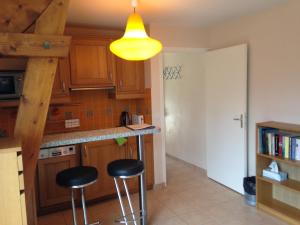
258;127;300;161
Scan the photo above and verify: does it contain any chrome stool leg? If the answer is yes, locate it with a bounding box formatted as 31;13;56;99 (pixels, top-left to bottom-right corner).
81;188;89;225
123;179;138;225
114;178;129;225
71;189;78;225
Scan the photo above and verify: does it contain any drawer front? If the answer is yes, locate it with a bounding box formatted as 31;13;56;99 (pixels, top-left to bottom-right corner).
20;192;27;225
17;153;23;172
19;173;25;191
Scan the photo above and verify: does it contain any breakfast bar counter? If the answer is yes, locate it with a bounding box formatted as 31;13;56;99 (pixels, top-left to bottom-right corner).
41;126;160;225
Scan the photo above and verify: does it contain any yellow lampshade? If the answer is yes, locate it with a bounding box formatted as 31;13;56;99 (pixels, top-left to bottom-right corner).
110;13;162;61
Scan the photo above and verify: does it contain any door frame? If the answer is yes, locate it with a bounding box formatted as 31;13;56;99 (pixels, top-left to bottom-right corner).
150;47;206;185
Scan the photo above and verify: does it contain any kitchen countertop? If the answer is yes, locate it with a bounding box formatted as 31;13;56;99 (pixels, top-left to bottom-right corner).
41;126;160;148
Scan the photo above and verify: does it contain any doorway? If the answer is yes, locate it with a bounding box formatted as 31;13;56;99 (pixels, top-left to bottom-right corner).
162;49;207;179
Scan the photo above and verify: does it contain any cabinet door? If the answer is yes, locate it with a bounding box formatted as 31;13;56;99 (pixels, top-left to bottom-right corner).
69;38;114;88
51;58;70;103
115;58;145;99
144;140;154;187
81;140;125;200
37;154;79;208
125;137;154;191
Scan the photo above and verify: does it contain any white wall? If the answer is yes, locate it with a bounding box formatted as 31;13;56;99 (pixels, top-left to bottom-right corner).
207;0;300;176
149;0;300;183
164;51;206;169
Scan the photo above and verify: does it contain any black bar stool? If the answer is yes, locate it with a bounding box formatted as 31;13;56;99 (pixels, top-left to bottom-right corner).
56;166;100;225
107;159;144;225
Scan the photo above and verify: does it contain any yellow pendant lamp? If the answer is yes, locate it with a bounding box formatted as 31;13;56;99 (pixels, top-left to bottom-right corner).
110;0;162;61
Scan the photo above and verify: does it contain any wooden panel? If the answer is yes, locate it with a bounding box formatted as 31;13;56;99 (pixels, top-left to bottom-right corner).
0;152;23;225
69;38;114;87
81;140;125;200
18;153;24;171
257;121;300;133
273;186;300;209
257;176;300;194
0;33;71;57
37;153;79;207
19;172;25;191
256;153;300;168
0;57;27;70
20;192;28;225
0;0;52;33
258;198;300;225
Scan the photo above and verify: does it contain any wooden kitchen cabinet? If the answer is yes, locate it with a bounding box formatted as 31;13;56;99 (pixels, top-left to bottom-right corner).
51;58;71;104
37;153;80;208
69;38;115;88
81;137;154;200
81;140;125;200
110;58;145;99
126;137;154;188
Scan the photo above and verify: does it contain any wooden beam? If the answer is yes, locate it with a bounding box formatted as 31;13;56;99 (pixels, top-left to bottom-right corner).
0;0;52;33
14;1;70;224
0;33;71;57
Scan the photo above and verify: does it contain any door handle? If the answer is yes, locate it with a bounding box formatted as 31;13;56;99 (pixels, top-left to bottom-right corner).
233;114;243;128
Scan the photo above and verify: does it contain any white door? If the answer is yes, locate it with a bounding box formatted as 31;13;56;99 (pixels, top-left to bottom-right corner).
205;44;247;194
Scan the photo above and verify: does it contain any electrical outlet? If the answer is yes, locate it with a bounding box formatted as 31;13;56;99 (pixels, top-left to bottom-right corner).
65;119;80;128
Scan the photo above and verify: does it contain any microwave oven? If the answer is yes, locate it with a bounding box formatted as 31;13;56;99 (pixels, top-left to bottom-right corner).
0;71;24;100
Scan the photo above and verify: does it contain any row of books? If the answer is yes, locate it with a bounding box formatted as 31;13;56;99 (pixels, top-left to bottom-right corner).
259;128;300;160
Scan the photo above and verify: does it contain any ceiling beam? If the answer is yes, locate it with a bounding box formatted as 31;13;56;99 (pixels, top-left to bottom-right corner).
0;33;71;57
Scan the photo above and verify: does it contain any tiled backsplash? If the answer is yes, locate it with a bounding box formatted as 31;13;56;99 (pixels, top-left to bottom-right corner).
0;89;152;136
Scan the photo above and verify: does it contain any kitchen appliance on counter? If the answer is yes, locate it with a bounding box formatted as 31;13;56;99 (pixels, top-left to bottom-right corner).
120;111;131;126
132;114;144;125
39;145;76;159
37;145;80;211
0;71;24;100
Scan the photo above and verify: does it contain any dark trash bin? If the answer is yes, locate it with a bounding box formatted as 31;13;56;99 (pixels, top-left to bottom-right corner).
243;176;256;206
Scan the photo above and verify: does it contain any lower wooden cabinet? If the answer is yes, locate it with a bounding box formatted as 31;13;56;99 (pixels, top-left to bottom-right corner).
36;137;154;213
37;151;80;208
81;137;154;199
81;140;126;200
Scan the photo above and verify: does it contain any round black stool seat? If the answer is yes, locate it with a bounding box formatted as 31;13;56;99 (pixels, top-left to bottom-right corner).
56;166;98;188
107;159;144;178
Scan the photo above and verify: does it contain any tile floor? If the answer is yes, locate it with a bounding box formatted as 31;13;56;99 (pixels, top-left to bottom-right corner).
38;156;288;225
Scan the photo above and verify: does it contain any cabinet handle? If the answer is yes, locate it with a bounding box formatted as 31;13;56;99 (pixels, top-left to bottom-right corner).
119;80;123;87
62;81;66;92
109;72;113;80
130;147;133;159
83;145;88;159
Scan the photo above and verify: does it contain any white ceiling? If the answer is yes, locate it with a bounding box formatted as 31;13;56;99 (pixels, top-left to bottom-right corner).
67;0;288;28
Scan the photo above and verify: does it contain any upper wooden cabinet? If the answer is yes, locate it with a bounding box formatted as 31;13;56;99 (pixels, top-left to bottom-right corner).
51;58;71;104
111;58;145;99
69;38;115;88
